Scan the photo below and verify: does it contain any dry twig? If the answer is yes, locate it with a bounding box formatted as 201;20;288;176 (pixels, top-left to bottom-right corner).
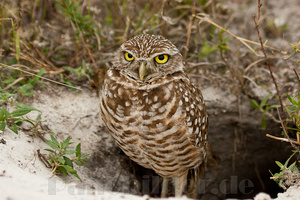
0;63;82;91
195;14;279;56
37;149;52;168
183;0;196;62
266;134;300;145
253;0;299;153
293;69;300;84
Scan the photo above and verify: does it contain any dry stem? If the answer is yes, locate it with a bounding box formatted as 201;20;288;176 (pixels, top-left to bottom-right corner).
195;14;279;57
293;69;300;83
183;0;196;62
266;134;300;145
253;0;299;153
1;63;82;91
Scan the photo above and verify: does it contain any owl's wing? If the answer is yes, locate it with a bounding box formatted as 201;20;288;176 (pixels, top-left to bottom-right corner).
175;78;208;148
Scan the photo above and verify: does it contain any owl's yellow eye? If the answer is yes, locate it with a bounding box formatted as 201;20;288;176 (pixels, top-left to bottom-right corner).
124;52;134;61
155;54;169;64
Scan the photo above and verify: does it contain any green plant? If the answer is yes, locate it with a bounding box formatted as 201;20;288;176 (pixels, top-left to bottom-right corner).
215;29;231;53
55;0;97;39
45;135;90;179
0;87;15;103
270;154;300;190
285;93;300;144
59;73;77;91
198;40;218;58
286;93;300;124
19;68;46;96
284;41;300;63
0;103;41;134
267;93;300;189
60;60;93;91
1;68;46;96
198;29;230;59
250;94;280;129
63;60;92;82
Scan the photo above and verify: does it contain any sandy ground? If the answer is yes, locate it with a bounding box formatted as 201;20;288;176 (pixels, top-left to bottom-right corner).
0;86;144;200
0;85;299;200
255;185;300;200
1;84;216;200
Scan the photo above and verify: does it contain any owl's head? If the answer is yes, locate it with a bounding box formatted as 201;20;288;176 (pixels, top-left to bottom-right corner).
112;34;185;84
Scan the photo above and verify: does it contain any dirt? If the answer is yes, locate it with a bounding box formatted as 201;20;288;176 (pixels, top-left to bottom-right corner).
1;0;300;200
0;85;141;199
0;85;295;200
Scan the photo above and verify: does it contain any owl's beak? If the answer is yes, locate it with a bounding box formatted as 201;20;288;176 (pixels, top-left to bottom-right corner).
139;62;148;81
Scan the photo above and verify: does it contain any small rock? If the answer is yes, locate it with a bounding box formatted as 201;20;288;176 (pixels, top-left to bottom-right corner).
254;192;272;200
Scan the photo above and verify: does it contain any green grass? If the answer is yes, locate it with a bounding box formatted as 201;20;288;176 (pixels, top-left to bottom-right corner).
0;103;40;134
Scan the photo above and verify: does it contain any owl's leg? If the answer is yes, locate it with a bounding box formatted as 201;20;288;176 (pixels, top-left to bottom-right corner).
161;177;169;197
187;170;199;198
187;164;206;198
173;171;188;197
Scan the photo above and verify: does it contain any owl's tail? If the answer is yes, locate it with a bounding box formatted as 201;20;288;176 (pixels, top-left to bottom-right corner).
187;142;220;198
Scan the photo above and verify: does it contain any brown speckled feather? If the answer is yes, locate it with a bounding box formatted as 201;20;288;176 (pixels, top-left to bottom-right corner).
99;34;208;197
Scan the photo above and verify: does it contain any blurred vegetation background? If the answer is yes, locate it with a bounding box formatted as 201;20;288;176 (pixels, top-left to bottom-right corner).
0;0;258;92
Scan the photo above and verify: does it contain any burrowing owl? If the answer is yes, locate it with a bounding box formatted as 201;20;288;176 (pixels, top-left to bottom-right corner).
99;34;208;197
